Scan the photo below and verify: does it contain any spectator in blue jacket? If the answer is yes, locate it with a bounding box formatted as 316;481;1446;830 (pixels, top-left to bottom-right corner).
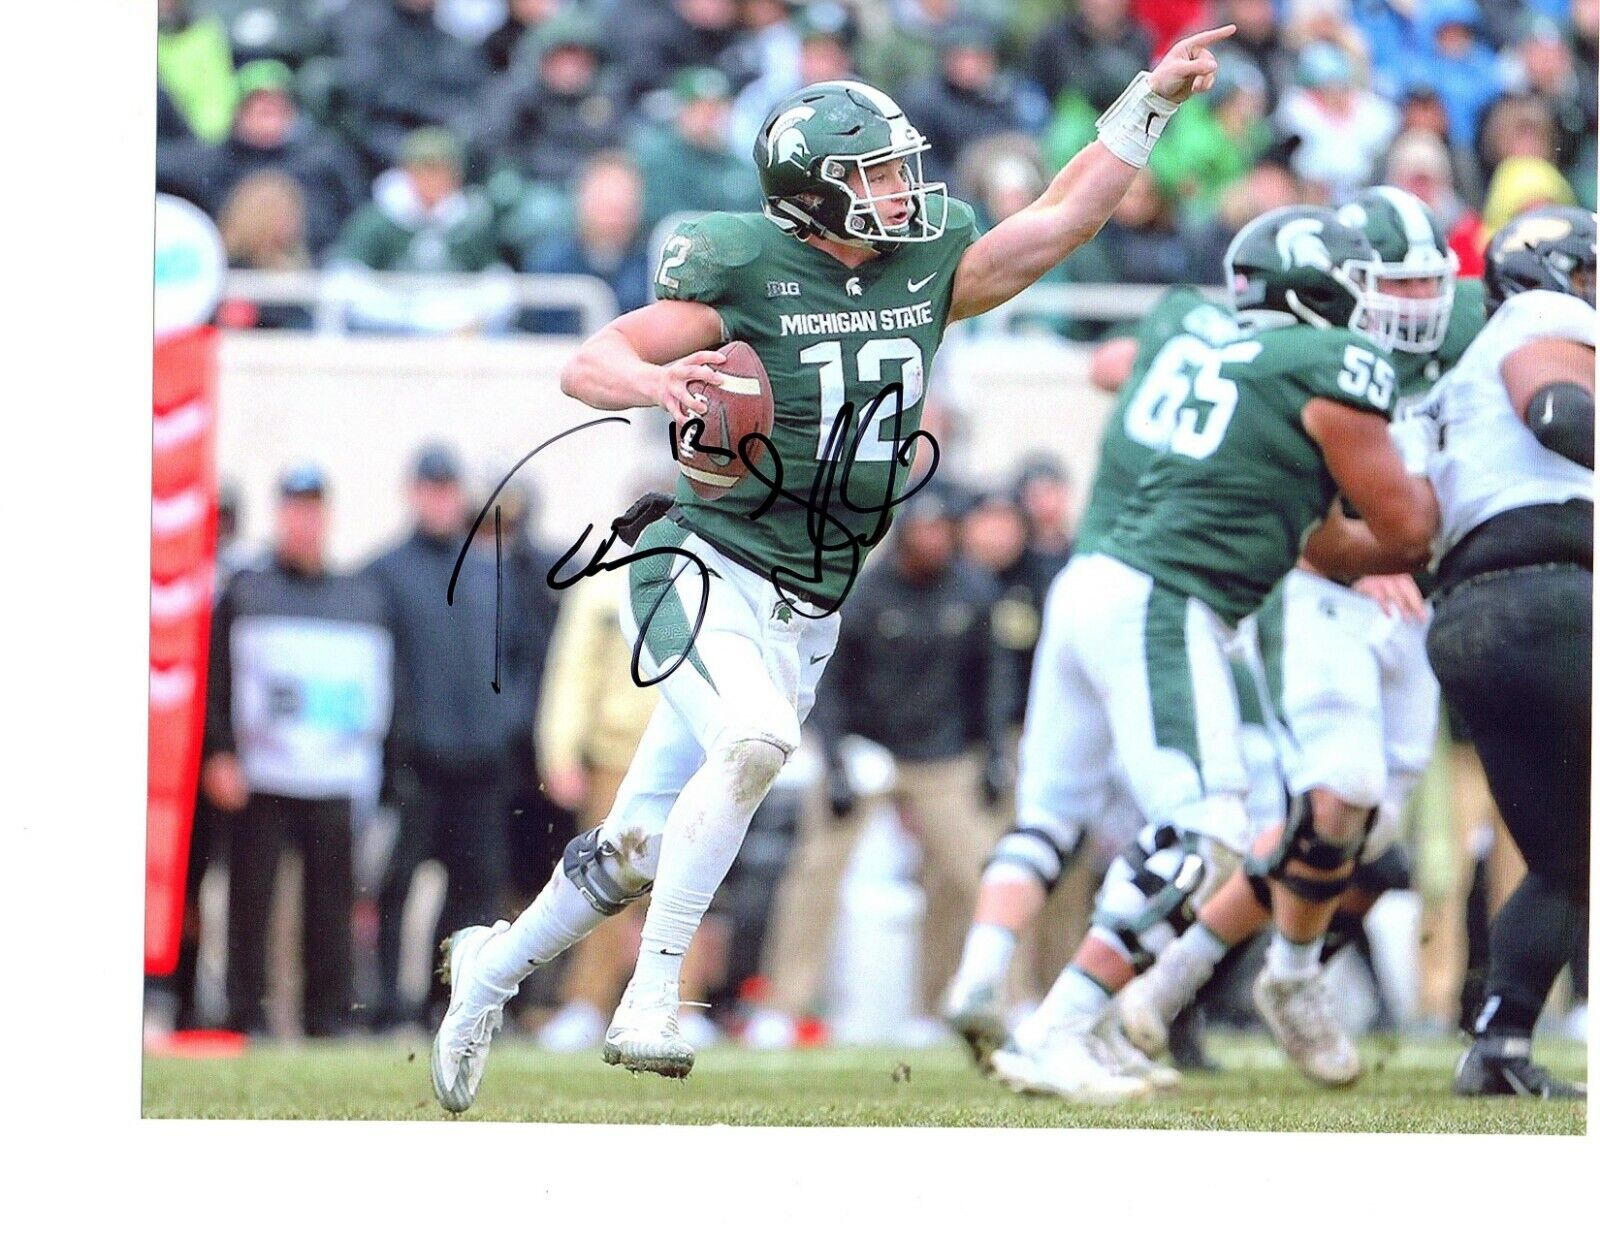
1410;0;1503;151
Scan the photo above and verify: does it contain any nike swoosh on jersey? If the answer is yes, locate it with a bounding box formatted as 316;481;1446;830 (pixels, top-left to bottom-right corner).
809;652;830;664
907;271;938;293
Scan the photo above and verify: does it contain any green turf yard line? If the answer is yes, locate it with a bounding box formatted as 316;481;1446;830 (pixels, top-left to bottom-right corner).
140;1035;1586;1133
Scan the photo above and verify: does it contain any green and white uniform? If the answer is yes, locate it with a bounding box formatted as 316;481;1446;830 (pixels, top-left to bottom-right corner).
651;200;979;607
1250;278;1482;844
1001;289;1281;902
605;201;979;859
1063;316;1396;854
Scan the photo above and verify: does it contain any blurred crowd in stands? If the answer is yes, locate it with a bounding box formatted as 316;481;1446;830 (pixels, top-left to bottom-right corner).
157;0;1599;336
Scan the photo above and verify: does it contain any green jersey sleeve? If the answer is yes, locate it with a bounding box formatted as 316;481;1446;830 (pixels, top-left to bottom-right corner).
940;195;981;254
1284;328;1399;419
652;213;764;306
1438;277;1486;370
1139;286;1219;347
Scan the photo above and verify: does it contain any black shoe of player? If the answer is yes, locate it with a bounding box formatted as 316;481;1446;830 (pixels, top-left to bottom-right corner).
1453;1035;1586;1099
1168;1002;1220;1072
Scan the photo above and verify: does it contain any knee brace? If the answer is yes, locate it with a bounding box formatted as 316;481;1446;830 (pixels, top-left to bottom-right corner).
562;827;652;916
1361;769;1420;864
1091;823;1212;972
1353;842;1412;897
1247;792;1374;904
984;822;1086;894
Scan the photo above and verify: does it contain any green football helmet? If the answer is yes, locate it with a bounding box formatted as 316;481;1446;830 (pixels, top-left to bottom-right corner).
1336;186;1459;354
1225;206;1380;338
753;80;947;252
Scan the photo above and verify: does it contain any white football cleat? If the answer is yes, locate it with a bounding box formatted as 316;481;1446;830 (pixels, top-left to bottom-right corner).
1097;1015;1182;1090
431;920;513;1113
991;1018;1154;1104
1119;943;1214;1060
603;978;696;1078
1252;968;1362;1088
941;975;1009;1074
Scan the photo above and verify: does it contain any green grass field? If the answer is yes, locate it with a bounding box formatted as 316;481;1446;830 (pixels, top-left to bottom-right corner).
142;1033;1587;1133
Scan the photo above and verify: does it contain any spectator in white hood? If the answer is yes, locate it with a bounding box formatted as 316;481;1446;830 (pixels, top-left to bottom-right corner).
1274;41;1398;203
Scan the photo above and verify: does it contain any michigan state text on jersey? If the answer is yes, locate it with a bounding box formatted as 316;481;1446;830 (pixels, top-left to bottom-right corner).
649;191;979;608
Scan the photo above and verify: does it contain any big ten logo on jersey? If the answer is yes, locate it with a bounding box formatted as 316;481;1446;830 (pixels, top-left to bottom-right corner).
767;280;801;298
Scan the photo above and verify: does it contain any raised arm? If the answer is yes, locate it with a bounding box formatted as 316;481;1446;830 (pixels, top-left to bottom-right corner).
559;298;727;422
1301;397;1439;578
949;25;1233;322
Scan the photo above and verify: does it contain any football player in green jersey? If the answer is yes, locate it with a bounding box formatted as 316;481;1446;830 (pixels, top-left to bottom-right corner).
981;205;1439;1103
1119;188;1489;1085
428;30;1238;1109
942;285;1247;1091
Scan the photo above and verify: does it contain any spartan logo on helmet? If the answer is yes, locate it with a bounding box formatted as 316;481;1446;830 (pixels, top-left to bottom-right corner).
753;80;947;253
1226;206;1380;339
766;105;814;171
1275;217;1334;273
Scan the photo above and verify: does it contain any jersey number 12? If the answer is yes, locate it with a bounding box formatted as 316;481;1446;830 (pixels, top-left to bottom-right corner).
799;338;926;463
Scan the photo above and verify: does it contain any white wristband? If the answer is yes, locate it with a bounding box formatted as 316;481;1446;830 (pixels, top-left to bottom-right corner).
1095;70;1180;169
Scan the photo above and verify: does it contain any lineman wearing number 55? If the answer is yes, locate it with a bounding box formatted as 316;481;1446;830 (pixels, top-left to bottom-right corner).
428;30;1242;1110
975;205;1440;1104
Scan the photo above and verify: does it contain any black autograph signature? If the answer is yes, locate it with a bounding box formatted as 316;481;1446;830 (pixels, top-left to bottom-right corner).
451;385;937;690
740;380;940;617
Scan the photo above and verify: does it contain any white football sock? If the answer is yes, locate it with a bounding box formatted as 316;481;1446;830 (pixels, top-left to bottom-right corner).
476;871;606;994
1018;966;1113;1049
953;923;1018;993
1265;932;1323;981
628;739;781;996
1180;922;1230;968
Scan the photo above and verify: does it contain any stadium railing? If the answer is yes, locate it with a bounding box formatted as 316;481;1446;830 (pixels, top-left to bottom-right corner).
222;269;621;337
224;268;1225;336
976;283;1228;333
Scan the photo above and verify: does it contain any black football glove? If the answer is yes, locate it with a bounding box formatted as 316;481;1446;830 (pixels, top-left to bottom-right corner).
614;492;675;547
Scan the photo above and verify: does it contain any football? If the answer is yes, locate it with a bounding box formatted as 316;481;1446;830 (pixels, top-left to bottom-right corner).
679;340;774;501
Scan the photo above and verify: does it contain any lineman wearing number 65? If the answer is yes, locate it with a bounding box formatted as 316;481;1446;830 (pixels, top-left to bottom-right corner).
427;30;1242;1110
970;205;1442;1103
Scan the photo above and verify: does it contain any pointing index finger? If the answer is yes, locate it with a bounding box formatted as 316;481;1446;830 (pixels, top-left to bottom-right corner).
1182;24;1236;56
